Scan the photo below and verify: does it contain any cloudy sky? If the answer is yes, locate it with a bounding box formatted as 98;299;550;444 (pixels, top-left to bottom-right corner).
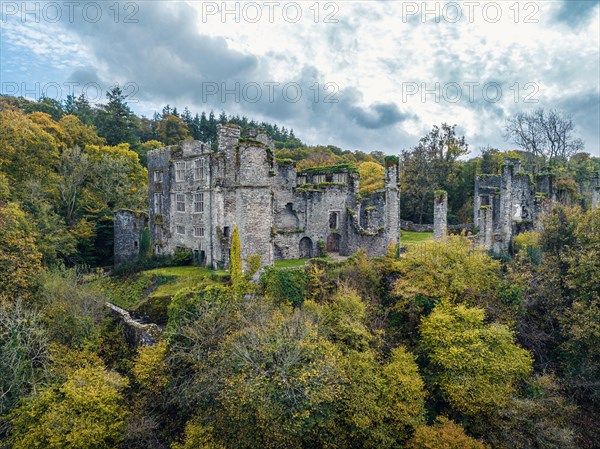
1;0;599;155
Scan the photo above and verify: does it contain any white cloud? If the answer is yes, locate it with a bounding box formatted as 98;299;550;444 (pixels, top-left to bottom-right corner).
1;0;598;154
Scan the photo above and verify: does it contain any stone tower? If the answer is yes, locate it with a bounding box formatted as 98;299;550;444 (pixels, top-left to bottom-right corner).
384;156;401;249
592;172;600;211
433;190;448;240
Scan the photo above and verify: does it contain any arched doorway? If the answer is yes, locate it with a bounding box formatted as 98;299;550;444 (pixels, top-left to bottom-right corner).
299;237;313;258
327;233;341;253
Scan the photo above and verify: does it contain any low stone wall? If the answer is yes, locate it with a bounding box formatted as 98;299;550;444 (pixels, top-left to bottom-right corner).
106;302;162;347
400;219;433;232
400;219;473;233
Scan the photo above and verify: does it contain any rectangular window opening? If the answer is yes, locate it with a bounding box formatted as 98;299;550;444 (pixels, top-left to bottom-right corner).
176;193;186;212
175;161;186;182
194;192;204;213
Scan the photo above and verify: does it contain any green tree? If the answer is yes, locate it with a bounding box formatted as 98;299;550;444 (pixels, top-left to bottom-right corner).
84;143;147;211
420;303;533;415
229;225;242;283
400;124;468;224
217;307;346;448
8;364;128;449
474;375;578;449
157;114;191;145
0;300;50;415
72;93;96;125
37;268;105;348
23;96;64;120
95;86;138;146
339;348;426;448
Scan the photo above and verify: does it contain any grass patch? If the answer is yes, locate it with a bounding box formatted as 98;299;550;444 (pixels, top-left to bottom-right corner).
401;230;434;245
147;266;213;297
274;259;308;268
97;266;226;311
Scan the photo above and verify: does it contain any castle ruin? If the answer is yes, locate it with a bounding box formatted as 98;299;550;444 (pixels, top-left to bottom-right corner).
115;124;401;268
474;157;554;252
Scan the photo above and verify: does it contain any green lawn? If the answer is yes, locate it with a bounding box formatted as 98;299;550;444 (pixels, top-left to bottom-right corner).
98;265;227;311
401;230;434;245
274;259;308;268
147;266;213;297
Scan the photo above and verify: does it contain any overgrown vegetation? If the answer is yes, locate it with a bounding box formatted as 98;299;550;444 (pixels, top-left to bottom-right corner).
1;92;599;448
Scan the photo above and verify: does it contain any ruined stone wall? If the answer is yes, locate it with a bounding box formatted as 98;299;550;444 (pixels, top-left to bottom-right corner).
236;186;274;266
299;186;353;256
148;141;215;265
384;158;401;251
346;191;389;257
474;157;553;253
141;125;399;268
592;173;600;211
234;139;276;267
433;190;448;240
147;147;172;255
114;210;148;265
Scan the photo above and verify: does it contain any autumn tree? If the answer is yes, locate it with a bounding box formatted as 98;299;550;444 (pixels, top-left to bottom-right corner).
358;161;384;194
8;363;128;449
420;303;533;415
408;416;489;449
392;236;507;326
339;348;426;448
0;202;43;298
229;226;242;283
217;306;346;448
0;300;49;415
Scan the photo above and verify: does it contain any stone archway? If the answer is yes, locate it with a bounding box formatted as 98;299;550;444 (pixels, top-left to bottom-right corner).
299;237;313;259
327;233;341;253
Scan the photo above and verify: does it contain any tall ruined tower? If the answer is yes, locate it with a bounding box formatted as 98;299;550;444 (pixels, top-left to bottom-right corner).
384;156;401;249
229;127;275;267
593;172;600;211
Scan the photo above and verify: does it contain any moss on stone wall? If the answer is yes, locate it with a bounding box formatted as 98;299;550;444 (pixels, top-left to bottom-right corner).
298;163;358;175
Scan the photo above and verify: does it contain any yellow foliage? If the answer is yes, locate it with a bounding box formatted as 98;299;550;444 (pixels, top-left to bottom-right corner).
58;114;105;148
0;202;43;299
513;231;541;252
229;225;242;283
358;161;384;195
9;364;128;449
133;340;169;395
393;235;501;307
420;303;533;415
0;108;60;186
28;111;70;149
408;416;489;449
171;419;226;449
